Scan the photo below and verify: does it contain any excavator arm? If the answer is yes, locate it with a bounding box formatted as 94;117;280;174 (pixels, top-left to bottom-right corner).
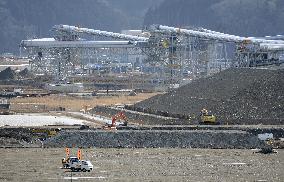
111;112;128;127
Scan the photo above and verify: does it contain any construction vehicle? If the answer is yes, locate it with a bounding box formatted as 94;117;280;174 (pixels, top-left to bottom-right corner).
199;108;219;125
62;148;93;172
62;157;93;172
32;128;61;138
103;111;128;130
31;128;60;138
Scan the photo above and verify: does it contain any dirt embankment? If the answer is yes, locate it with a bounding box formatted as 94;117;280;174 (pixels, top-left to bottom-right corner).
44;130;267;149
133;68;284;125
0;126;273;149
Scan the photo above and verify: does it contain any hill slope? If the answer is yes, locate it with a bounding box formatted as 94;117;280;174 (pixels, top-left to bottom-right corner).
144;0;284;37
134;68;284;124
0;0;127;53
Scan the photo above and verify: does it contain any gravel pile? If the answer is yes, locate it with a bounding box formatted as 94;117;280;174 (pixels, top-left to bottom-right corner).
133;68;284;125
0;128;33;142
0;67;16;80
0;128;40;147
44;130;266;149
19;68;33;78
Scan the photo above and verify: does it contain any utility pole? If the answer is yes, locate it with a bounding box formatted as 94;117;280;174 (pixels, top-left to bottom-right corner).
169;33;177;84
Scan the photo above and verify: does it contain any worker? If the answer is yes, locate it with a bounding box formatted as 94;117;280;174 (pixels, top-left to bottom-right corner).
62;158;66;164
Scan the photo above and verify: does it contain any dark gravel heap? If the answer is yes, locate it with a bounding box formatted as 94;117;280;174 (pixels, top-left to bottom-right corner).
0;67;16;80
44;130;266;149
0;128;33;142
134;68;284;125
19;68;33;78
0;128;42;147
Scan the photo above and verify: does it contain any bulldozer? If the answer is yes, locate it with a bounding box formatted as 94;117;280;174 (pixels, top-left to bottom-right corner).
199;108;219;125
31;128;60;138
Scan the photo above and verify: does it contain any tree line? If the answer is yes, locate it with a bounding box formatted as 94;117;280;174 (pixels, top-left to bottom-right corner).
0;0;155;54
144;0;284;37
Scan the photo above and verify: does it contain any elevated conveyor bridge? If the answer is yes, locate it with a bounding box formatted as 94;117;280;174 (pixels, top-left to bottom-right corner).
20;24;284;80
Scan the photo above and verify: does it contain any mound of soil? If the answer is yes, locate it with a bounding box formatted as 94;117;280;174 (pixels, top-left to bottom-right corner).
134;68;284;125
0;128;41;148
0;128;33;142
0;67;16;80
19;68;33;78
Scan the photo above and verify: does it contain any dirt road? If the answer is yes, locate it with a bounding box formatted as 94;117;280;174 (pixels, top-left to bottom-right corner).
1;148;283;181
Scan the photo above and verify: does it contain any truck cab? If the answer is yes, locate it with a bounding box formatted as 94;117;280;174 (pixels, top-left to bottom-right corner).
80;160;93;172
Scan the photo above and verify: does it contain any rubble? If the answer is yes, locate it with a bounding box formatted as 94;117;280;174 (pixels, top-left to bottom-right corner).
0;128;41;148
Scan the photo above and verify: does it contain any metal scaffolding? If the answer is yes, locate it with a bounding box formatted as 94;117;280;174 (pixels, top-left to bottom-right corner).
20;24;284;83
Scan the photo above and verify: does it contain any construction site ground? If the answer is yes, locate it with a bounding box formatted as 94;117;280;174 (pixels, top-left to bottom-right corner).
0;67;283;181
0;148;283;182
10;92;159;112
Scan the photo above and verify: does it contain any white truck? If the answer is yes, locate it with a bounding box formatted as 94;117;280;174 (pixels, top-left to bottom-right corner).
62;157;93;172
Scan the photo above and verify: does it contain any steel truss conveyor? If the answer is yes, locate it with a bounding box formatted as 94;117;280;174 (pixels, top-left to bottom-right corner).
20;24;284;80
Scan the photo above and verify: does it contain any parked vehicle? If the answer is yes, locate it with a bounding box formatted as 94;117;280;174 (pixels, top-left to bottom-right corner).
62;157;93;172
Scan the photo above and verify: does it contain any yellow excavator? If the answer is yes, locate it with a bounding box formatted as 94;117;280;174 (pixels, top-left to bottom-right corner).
199;108;219;125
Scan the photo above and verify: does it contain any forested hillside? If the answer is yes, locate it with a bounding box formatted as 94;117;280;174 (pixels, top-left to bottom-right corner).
144;0;284;37
2;0;284;54
105;0;162;28
0;0;161;54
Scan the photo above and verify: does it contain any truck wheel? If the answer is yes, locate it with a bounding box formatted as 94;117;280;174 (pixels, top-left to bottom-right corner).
88;170;90;172
83;169;87;172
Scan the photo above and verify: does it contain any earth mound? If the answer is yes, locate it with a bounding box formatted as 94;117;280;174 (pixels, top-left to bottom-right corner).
133;68;284;125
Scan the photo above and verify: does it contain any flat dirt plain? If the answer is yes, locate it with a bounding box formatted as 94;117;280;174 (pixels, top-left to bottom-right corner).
11;93;159;112
1;148;283;181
